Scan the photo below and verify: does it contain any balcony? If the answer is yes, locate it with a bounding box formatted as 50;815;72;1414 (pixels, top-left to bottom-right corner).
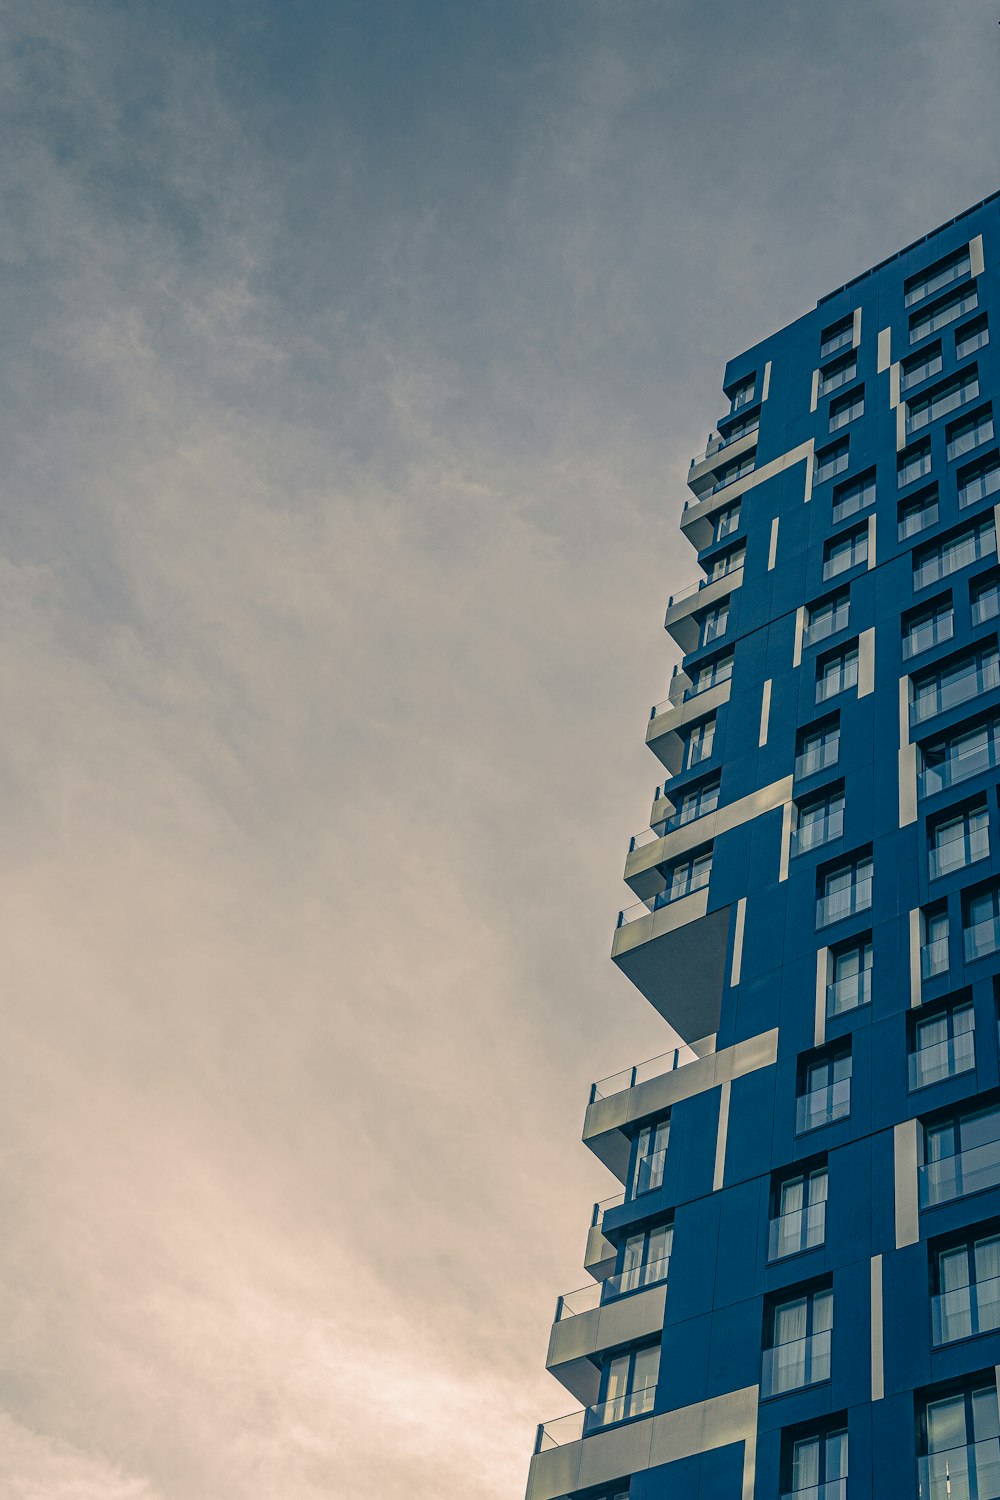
663;566;744;653
931;1273;1000;1345
816;877;872;928
535;1383;657;1453
781;1482;846;1500
795;740;840;780
920;1137;1000;1208
917;1438;1000;1500
584;1195;624;1281
911;654;1000;725
909;1031;975;1090
687;423;759;498
680;438;814;550
767;1201;826;1262
645;677;730;774
921;935;950;979
965;915;1000;962
796;1079;850;1134
583;1030;776;1181
612;889;731;1041
929;824;989;880
546;1269;669;1404
761;1330;831;1398
827;968;871;1015
921;735;1000;798
792;808;845;857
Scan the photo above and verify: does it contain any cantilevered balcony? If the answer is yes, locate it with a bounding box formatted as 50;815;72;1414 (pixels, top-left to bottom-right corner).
680;438;814;550
583;1195;624;1280
663;566;743;652
612;887;731;1040
645;677;730;773
687;424;759;498
545;1269;669;1404
583;1030;776;1178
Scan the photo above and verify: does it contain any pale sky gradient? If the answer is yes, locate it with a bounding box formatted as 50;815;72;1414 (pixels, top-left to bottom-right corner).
1;3;998;1496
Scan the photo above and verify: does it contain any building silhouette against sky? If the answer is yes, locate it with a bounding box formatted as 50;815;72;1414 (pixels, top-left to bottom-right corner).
525;193;1000;1500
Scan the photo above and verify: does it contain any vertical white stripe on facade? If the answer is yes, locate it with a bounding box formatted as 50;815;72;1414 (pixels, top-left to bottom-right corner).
809;368;819;413
761;360;772;402
870;1256;885;1401
896;403;907;451
713;1080;731;1191
742;1424;757;1500
889;362;901;409
894;1120;920;1248
767;517;779;571
899;746;918;827
814;948;827;1047
899;676;910;748
971;234;985;277
730;897;747;987
909;909;922;1007
867;514;876;569
852;307;862;348
877;327;891;373
792;606;805;669
778;801;793;883
858;628;876;697
803;445;814;503
758;680;772;747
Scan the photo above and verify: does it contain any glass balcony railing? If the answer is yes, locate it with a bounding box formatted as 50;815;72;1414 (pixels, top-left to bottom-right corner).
554;1257;671;1321
920;1137;1000;1208
689;420;759;470
793;809;844;855
912;656;1000;723
795;741;840;779
803;607;850;649
929;826;989;880
816;878;872;927
536;1385;658;1449
965;915;1000;962
767;1201;827;1262
634;1146;668;1197
909;1031;976;1090
616;872;711;930
921;936;950;978
796;1080;851;1134
827;969;871;1015
627;827;661;855
931;1273;1000;1345
761;1329;832;1398
591;1193;624;1230
917;1437;1000;1500
922;734;1000;796
666;564;744;611
781;1481;847;1500
590;1037;711;1102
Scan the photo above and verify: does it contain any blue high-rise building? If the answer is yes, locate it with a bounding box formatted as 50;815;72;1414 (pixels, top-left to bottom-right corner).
524;194;1000;1500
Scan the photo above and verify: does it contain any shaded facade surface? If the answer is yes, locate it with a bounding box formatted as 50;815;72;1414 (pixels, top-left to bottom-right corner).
526;193;1000;1500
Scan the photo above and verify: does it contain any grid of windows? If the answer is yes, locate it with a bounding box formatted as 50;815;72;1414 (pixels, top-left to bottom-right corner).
910;282;979;343
832;469;875;523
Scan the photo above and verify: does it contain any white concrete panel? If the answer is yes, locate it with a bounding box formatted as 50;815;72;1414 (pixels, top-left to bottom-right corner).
852;307;863;349
767;516;779;571
894;1119;920;1249
814;947;827;1048
731;897;746;987
877;326;891;373
713;1080;730;1192
971;234;985;277
858;627;875;698
909;908;922;1008
758;679;772;747
871;1255;884;1401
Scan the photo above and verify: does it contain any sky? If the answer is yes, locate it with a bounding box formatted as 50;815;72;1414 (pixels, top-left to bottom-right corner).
0;2;998;1496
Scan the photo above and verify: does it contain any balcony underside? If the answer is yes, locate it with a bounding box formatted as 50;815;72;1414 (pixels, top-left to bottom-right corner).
612;899;731;1042
583;1219;617;1280
545;1283;668;1405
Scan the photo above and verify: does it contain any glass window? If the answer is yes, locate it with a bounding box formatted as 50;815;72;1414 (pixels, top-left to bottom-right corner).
919;1383;1000;1498
832;469;876;523
805;593;850;646
818;356;857;398
965;886;1000;963
713;453;755;493
687;652;733;697
796;719;841;778
973;575;1000;627
794;787;845;856
685;717;716;769
664;849;712;901
828;935;872;1015
957;315;990;360
816;645;859;704
700;603;729;646
763;1286;833;1396
948;405;995;462
632;1120;670;1197
905;247;973;308
786;1428;848;1499
823;527;868;580
907;370;980;436
817;853;872;926
903;599;954;659
958;454;1000;510
829;386;864;432
730;374;756;411
921;907;950;980
815;439;850;485
669;778;720;829
932;1228;1000;1345
922;717;1000;797
797;1046;852;1132
929;806;989;879
898;485;940;540
910;998;975;1091
913;518;996;589
924;1102;1000;1208
596;1345;660;1429
713;502;741;542
910;283;979;344
901;343;943;392
911;646;1000;723
820;316;854;359
898;439;933;488
769;1165;828;1262
616;1223;673;1296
